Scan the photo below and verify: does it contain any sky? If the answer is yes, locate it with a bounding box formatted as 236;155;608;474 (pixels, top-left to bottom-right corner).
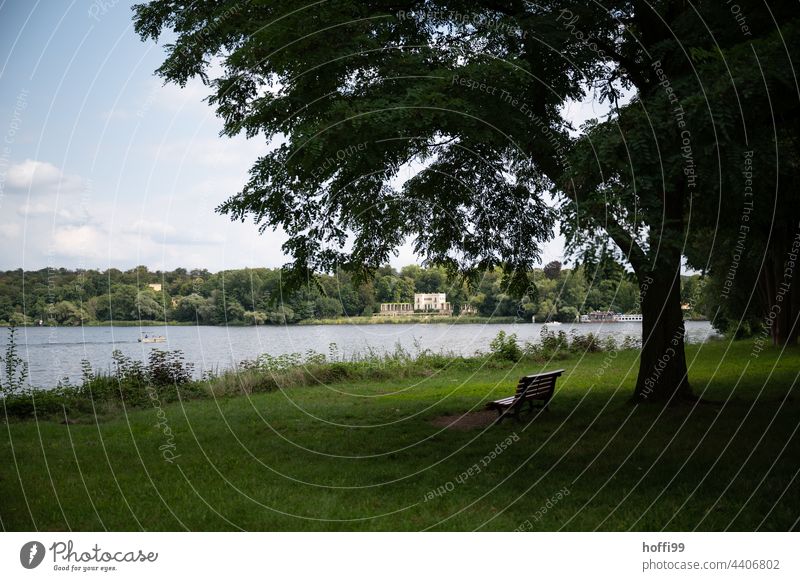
0;1;609;274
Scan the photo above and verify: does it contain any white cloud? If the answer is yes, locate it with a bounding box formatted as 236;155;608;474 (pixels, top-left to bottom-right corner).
0;223;22;239
51;224;107;260
4;159;86;196
123;219;177;237
123;218;225;246
17;201;89;224
128;76;211;121
17;201;52;216
7;159;61;189
149;135;265;169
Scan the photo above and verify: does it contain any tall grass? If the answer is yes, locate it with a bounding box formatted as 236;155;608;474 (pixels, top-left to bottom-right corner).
207;340;479;397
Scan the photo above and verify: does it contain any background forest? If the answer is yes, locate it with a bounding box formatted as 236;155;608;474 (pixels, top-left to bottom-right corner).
0;261;710;328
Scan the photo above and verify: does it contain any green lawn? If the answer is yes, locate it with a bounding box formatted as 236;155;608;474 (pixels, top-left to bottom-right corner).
1;341;798;531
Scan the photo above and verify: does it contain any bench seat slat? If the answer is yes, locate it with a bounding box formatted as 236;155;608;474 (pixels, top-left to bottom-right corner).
488;397;516;407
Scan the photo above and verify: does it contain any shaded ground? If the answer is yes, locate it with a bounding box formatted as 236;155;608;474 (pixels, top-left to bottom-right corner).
429;410;499;430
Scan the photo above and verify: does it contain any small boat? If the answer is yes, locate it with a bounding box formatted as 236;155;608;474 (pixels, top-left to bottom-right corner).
138;333;166;343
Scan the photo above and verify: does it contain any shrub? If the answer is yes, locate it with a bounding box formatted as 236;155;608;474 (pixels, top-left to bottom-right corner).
0;325;28;397
70;349;201;408
490;331;523;361
539;326;569;355
147;349;194;386
621;335;641;350
569;332;602;353
602;336;618;352
111;350;146;384
3;383;96;419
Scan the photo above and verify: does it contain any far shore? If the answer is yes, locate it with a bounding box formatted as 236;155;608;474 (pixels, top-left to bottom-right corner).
2;316;522;328
2;315;708;328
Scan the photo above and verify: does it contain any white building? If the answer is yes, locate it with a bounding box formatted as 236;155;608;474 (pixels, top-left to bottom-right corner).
379;302;414;315
378;293;452;316
414;293;449;312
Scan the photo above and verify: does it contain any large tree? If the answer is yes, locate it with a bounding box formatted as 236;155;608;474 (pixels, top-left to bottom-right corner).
681;27;800;348
134;1;799;402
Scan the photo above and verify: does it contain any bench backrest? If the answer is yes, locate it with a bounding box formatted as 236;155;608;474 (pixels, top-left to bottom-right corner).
514;369;564;402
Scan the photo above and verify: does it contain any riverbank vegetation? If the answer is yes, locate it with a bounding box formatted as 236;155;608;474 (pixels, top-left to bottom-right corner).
0;326;634;421
1;334;796;531
0;263;709;328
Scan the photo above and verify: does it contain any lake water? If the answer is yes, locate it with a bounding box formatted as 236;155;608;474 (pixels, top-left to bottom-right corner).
2;321;719;388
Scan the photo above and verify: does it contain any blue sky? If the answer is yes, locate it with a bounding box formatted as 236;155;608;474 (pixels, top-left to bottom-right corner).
0;1;590;273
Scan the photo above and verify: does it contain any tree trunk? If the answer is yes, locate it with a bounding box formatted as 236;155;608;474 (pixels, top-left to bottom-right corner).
633;268;693;403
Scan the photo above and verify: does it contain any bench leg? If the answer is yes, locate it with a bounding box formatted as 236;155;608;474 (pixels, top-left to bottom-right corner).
495;406;521;424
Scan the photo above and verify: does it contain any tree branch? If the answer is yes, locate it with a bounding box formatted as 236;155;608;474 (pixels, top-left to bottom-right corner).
591;37;650;90
604;215;647;272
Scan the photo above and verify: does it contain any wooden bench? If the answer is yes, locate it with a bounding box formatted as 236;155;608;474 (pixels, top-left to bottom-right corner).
486;369;564;422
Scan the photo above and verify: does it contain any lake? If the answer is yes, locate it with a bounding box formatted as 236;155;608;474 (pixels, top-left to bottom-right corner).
2;321;719;388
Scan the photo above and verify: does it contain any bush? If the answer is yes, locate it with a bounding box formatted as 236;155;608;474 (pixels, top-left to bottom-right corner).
97;349;199;406
0;325;28;397
490;331;523;361
146;349;194;386
539;326;569;354
569;332;602;353
3;380;102;419
621;335;641;350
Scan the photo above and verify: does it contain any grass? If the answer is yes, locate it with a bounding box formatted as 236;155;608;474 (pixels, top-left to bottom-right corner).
0;340;798;531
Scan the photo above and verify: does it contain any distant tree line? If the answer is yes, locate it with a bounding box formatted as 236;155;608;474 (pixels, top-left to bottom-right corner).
0;262;709;327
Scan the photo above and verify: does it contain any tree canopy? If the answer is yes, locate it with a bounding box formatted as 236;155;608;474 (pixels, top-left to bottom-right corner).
133;0;800;401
